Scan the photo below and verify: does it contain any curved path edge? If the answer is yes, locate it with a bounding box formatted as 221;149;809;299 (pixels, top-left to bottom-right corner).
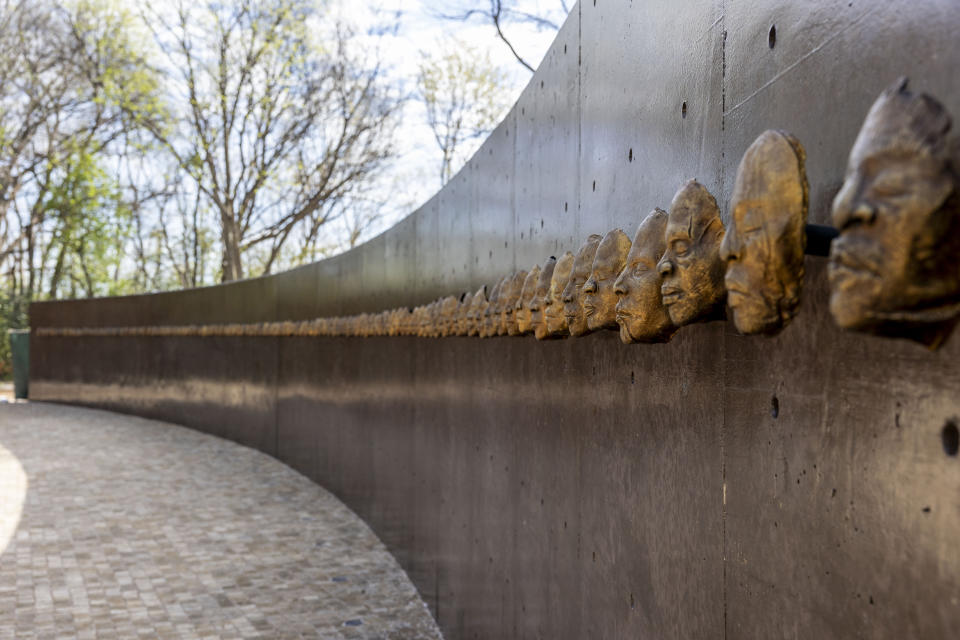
0;402;442;640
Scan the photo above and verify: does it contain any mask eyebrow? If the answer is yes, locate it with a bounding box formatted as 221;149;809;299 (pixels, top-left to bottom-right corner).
666;220;691;243
703;215;723;237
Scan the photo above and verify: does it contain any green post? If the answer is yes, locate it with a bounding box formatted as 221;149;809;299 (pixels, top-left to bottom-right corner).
9;329;29;400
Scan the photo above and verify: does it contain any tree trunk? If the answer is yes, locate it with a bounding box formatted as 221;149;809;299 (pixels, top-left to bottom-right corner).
26;222;35;300
220;216;243;282
48;243;66;299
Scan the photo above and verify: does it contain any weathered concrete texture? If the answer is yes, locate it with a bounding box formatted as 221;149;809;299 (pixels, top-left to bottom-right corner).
0;403;442;640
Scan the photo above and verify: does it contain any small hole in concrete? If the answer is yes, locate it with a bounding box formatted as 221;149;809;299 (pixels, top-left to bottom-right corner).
564;44;567;53
540;80;544;88
592;180;596;192
628;148;633;162
771;396;780;419
630;371;635;384
564;201;568;212
942;420;959;456
768;24;777;49
681;101;687;118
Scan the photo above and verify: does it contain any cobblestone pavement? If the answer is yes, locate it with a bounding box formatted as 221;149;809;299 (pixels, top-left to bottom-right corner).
0;403;442;640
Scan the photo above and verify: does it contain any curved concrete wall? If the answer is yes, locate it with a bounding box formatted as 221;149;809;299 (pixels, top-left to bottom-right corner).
30;1;960;638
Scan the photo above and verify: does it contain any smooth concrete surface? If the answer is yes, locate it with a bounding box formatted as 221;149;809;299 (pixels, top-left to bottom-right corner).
29;1;960;638
29;266;960;638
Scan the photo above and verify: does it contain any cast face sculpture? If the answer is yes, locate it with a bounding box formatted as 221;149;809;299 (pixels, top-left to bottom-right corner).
440;295;459;337
388;309;403;336
428;301;443;338
614;208;677;344
466;287;487;336
456;295;470;336
562;235;603;336
531;257;556;339
413;305;427;337
656;180;727;326
397;308;411;336
516;265;542;335
494;275;513;336
461;295;473;335
501;270;528;336
583;229;632;331
829;78;960;347
405;308;418;336
721;130;809;335
543;252;575;338
482;277;505;338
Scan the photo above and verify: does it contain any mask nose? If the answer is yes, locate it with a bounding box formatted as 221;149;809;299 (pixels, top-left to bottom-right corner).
613;272;628;296
832;180;876;230
719;230;740;262
657;257;674;278
849;202;877;227
583;277;598;294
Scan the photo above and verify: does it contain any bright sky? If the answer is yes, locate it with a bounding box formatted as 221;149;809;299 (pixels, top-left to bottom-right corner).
328;0;570;243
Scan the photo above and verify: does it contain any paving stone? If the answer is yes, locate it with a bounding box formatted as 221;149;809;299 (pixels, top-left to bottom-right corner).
0;403;442;639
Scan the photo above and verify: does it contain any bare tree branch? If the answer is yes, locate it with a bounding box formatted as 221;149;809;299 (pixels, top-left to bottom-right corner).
137;1;402;281
432;0;570;73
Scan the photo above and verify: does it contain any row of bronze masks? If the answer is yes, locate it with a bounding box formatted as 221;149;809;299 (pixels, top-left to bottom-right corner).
46;79;944;347
314;80;960;349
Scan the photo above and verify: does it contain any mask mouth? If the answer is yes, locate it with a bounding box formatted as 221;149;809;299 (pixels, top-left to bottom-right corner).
726;289;756;309
829;241;882;280
660;286;684;305
723;272;755;299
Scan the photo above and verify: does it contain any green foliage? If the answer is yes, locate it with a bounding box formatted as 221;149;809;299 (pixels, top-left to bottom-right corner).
0;0;404;374
43;140;138;299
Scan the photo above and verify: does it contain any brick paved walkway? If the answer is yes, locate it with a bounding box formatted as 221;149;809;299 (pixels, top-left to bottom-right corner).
0;403;442;640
